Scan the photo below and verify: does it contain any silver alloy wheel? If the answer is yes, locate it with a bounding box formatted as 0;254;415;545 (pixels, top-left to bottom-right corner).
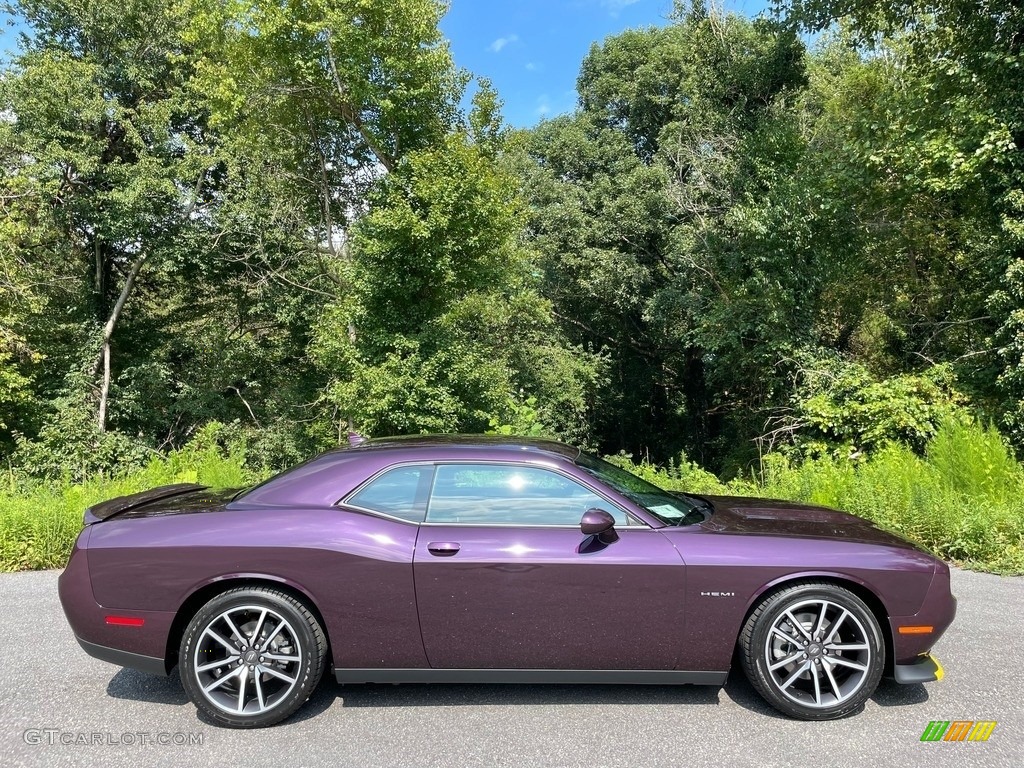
763;598;872;709
193;604;302;716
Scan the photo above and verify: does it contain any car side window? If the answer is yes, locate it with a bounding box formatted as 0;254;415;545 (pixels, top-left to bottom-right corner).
426;464;629;526
346;465;432;523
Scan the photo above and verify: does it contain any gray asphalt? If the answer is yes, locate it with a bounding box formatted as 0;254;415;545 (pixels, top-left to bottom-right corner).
0;567;1020;768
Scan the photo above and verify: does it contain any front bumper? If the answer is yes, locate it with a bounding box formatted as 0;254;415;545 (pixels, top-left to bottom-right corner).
893;653;944;684
889;564;957;667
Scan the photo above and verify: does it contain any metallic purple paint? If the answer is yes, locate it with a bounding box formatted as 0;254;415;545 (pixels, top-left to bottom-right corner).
58;435;956;703
79;504;431;669
414;526;685;669
660;524;945;670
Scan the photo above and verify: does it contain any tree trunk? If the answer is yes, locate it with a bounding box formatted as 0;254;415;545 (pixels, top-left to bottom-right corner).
92;171;206;431
94;237;104;303
323;32;396;173
96;252;148;431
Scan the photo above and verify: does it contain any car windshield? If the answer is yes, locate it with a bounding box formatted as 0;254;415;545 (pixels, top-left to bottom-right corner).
575;453;711;526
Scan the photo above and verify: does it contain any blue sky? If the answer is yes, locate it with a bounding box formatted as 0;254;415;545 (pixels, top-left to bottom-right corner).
1;1;770;128
442;0;769;126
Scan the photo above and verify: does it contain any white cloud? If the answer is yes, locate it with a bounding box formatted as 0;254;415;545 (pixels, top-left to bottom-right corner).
536;94;552;117
488;34;519;53
525;62;540;72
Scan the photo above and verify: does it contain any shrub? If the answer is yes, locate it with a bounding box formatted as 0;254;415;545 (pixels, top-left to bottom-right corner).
780;354;970;458
0;424;265;571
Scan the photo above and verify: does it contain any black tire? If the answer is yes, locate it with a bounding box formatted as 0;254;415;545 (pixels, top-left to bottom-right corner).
179;586;326;728
739;582;885;720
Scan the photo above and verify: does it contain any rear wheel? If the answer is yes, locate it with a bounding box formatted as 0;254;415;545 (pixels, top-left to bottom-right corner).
739;582;885;720
179;587;326;728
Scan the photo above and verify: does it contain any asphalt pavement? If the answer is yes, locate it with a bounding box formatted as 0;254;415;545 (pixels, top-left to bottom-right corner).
0;567;1020;768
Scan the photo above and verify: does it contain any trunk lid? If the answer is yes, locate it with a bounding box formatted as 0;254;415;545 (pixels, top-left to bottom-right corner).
83;484;235;524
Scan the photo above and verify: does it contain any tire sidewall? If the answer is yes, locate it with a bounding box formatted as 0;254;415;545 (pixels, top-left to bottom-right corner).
746;584;885;720
179;588;324;728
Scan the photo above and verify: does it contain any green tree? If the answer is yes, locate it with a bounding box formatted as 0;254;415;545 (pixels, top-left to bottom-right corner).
520;8;817;468
2;0;514;470
776;1;1024;442
0;0;214;441
312;127;605;443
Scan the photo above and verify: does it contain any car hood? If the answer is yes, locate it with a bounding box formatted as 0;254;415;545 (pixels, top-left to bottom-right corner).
697;494;920;549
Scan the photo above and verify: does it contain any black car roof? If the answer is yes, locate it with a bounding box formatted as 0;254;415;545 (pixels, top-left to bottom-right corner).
341;434;583;461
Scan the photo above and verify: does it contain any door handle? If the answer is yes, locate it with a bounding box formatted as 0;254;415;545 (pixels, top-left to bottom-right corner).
427;542;461;556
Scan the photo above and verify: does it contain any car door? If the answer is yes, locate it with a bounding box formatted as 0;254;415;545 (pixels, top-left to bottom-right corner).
412;462;686;670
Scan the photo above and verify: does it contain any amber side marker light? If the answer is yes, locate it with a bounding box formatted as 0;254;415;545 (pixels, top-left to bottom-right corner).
105;616;145;627
898;625;934;634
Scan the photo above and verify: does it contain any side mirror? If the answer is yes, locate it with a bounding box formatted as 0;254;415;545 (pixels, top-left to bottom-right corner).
580;508;618;543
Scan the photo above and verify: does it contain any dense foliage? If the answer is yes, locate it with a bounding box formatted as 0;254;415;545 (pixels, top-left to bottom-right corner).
1;0;1023;571
0;0;606;474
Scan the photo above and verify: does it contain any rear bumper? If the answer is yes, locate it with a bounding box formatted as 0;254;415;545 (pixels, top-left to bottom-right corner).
59;530;174;674
893;653;944;684
74;636;168;677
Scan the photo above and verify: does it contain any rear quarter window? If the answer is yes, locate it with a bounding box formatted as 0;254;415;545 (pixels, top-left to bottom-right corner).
346;465;432;523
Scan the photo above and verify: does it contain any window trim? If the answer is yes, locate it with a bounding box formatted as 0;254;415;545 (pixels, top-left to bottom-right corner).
422;460;644;529
340;459;652;529
339;461;436;525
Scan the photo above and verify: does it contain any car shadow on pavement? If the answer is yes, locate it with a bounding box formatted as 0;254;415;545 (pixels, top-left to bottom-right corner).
871;678;929;707
106;667;190;706
100;667;929;726
284;677;723;723
721;673;930;719
720;674;788;718
287;672;930;725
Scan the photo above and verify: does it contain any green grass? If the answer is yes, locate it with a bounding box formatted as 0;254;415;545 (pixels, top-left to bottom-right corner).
3;419;1023;574
0;438;263;571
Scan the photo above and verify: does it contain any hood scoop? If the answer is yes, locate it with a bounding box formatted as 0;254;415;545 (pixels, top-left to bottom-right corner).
737;508;877;526
698;495;914;548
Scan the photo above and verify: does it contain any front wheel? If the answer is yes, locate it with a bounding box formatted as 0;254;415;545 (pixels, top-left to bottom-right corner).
739;582;885;720
179;586;327;728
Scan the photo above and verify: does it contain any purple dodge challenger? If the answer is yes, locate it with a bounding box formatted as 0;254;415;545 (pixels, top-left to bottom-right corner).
59;435;955;727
